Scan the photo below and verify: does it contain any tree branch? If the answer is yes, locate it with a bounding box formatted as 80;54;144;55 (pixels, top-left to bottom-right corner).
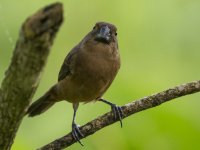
39;80;200;150
0;3;63;150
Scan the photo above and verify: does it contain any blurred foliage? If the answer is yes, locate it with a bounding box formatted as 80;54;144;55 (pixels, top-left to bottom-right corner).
0;0;200;150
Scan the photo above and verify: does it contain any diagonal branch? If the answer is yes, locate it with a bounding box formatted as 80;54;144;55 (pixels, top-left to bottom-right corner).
0;3;63;150
39;80;200;150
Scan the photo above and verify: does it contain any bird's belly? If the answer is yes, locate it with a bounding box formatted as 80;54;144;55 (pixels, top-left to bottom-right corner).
75;75;108;102
57;71;110;103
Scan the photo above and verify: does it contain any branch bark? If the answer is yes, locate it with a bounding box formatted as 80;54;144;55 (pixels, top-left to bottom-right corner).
0;3;63;150
39;80;200;150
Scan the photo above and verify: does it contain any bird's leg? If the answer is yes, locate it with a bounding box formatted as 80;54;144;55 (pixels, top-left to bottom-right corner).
99;98;124;127
71;102;84;146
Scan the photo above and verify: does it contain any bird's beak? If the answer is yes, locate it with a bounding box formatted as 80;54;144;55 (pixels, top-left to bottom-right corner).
95;25;111;43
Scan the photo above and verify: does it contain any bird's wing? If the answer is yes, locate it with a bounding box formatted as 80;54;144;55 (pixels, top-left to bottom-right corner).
58;47;78;81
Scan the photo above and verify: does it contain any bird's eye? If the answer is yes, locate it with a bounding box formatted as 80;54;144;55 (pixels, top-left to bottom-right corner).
115;32;117;36
93;26;96;30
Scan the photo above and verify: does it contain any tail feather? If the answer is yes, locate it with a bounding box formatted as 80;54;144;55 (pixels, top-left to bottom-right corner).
27;89;56;117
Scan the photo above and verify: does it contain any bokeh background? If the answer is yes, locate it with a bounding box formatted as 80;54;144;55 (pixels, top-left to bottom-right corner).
0;0;200;150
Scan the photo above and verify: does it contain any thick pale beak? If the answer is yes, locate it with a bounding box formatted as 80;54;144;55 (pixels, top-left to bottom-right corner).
95;25;111;43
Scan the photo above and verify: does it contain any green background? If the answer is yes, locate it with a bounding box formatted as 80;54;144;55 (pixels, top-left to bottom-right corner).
0;0;200;150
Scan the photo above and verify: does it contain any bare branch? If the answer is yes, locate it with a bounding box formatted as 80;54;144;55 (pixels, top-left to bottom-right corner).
0;3;63;150
39;80;200;150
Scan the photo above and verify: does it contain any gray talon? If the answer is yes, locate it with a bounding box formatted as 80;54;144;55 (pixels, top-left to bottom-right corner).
111;105;123;127
72;123;84;146
99;98;124;128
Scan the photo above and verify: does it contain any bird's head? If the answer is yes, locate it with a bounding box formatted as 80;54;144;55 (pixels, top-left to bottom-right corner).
80;22;119;53
91;22;118;45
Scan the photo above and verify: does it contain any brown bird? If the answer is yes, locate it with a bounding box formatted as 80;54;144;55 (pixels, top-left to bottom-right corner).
27;22;123;145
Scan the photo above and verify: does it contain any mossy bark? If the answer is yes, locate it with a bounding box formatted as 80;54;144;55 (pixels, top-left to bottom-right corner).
0;3;63;150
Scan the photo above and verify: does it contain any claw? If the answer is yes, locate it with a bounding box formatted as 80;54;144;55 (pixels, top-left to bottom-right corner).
111;105;123;128
99;98;124;127
72;123;84;146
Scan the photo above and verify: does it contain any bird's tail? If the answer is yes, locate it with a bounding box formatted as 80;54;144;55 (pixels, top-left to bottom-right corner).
27;86;57;117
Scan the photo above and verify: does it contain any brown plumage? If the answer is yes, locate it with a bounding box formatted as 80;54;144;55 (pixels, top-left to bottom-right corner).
27;22;122;145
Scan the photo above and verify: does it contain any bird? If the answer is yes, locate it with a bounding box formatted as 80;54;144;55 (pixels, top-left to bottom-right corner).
27;22;123;145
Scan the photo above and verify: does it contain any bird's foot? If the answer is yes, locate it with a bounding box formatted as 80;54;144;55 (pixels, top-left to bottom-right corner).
111;104;124;127
99;98;124;127
72;123;84;146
